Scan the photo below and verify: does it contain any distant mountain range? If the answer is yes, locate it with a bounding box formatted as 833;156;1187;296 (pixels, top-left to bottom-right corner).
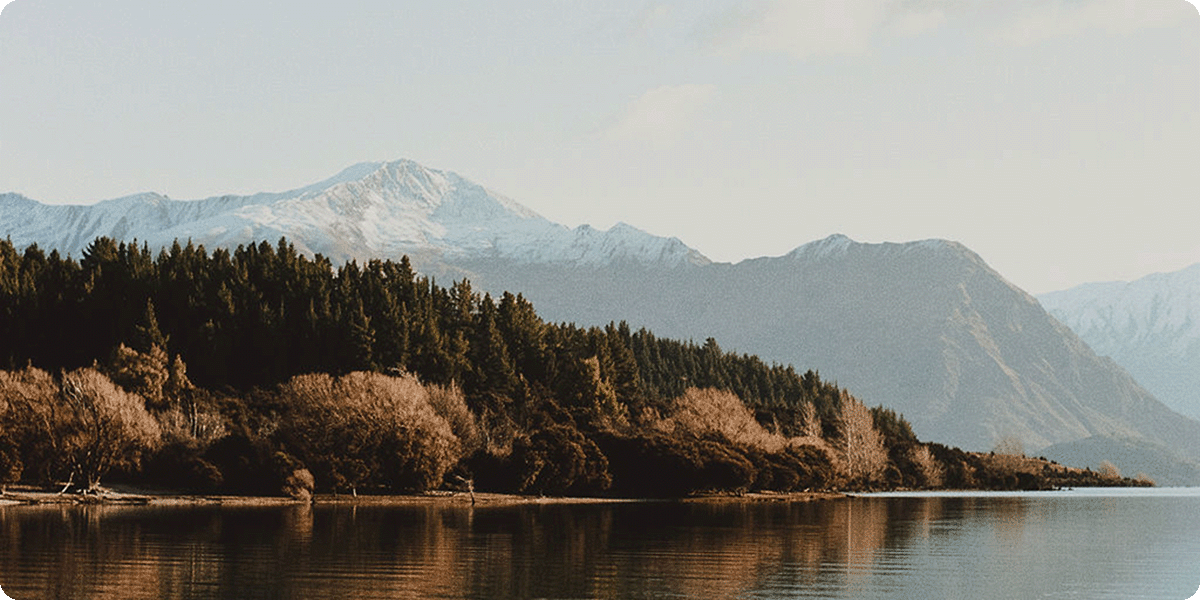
1039;264;1200;420
5;159;1199;484
0;160;706;269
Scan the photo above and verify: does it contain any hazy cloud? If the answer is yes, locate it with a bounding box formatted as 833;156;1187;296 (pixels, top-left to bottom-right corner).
995;0;1196;46
707;0;953;59
604;84;717;145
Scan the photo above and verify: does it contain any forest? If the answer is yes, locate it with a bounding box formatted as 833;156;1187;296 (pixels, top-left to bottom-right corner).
0;237;1142;498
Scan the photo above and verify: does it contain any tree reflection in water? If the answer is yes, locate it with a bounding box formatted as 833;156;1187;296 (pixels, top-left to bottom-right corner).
1;492;1197;599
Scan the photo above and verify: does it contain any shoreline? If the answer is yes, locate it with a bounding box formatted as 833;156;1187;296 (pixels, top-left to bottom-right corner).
3;483;1168;509
0;485;845;508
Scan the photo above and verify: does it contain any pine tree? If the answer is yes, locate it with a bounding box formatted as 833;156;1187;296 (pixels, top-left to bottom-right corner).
132;299;169;354
468;294;517;398
347;300;378;373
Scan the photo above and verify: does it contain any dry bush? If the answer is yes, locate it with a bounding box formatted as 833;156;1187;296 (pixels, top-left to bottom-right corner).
279;371;461;493
281;467;315;502
1097;460;1121;479
425;382;481;455
657;387;787;453
0;366;58;405
0;368;58;486
908;444;945;489
989;435;1029;475
2;366;161;491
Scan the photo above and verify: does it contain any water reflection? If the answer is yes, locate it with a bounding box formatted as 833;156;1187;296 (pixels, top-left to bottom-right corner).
1;490;1198;599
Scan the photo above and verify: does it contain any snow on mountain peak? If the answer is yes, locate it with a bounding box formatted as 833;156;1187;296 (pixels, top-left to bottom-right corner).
1040;263;1200;353
1038;262;1200;419
0;159;707;268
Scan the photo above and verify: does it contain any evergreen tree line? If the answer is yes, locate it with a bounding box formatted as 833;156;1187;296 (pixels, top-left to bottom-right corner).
0;237;847;416
0;237;1133;497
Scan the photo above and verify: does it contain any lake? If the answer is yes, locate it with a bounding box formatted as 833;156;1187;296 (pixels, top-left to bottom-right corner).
1;488;1198;599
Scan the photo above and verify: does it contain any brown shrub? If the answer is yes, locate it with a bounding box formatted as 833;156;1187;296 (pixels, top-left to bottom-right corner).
278;371;461;493
2;366;161;491
657;387;787;453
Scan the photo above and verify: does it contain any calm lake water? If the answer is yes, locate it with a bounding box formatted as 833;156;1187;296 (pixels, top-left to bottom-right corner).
1;488;1198;600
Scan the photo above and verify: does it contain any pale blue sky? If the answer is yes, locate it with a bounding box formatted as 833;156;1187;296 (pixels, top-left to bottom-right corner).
1;0;1197;293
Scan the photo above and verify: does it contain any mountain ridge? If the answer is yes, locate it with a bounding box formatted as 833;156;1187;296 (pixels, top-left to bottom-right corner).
0;159;709;268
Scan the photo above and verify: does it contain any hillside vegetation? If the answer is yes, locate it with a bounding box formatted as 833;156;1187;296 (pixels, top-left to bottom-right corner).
0;237;1140;497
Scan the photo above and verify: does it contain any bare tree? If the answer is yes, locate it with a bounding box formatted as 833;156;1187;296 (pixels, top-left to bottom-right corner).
835;391;888;488
0;370;36;491
991;435;1027;475
56;368;162;492
993;435;1025;458
426;382;481;456
1097;460;1121;479
797;401;824;441
4;367;162;492
908;445;944;489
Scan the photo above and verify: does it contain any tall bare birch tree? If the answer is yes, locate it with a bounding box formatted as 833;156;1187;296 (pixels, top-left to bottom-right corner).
835;391;888;487
797;400;824;440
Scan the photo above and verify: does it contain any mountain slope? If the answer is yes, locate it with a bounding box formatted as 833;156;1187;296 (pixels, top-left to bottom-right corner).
1039;264;1200;420
451;236;1200;464
0;160;708;268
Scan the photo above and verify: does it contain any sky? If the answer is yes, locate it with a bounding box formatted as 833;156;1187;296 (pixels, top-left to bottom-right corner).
1;0;1197;294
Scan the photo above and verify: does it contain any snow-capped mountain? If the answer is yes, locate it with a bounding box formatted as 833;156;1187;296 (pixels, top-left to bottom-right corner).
1039;264;1200;420
0;159;709;268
